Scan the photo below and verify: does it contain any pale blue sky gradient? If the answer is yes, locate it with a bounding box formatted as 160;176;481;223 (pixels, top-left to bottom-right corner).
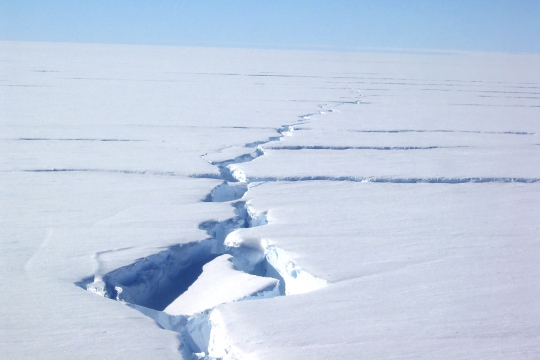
1;0;539;53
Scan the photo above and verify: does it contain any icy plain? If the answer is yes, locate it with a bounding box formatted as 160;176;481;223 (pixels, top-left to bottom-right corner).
1;41;539;359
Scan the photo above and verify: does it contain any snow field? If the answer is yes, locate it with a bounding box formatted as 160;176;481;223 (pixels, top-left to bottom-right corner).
2;41;540;359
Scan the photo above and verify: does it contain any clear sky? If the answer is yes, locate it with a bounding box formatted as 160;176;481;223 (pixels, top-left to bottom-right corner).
1;0;539;53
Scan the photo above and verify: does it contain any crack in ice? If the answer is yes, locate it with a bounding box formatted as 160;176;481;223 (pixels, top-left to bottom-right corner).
76;99;340;359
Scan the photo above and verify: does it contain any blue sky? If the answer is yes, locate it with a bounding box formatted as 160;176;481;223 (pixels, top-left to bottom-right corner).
1;0;539;53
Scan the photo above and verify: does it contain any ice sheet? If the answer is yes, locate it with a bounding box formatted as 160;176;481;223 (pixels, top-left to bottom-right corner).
2;41;539;359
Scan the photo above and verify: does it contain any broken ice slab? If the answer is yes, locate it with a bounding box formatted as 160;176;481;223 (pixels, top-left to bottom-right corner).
266;245;328;295
164;255;279;316
86;279;108;297
207;181;248;202
203;146;264;166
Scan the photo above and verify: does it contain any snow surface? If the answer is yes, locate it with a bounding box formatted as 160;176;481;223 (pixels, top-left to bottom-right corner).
1;41;540;359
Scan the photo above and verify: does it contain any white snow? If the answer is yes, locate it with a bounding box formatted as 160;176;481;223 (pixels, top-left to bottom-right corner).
1;41;539;359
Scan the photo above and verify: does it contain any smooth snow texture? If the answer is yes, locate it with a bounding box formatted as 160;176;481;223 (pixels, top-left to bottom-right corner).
239;146;540;180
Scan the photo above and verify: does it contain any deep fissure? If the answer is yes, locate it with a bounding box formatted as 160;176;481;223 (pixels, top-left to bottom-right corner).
77;104;333;359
